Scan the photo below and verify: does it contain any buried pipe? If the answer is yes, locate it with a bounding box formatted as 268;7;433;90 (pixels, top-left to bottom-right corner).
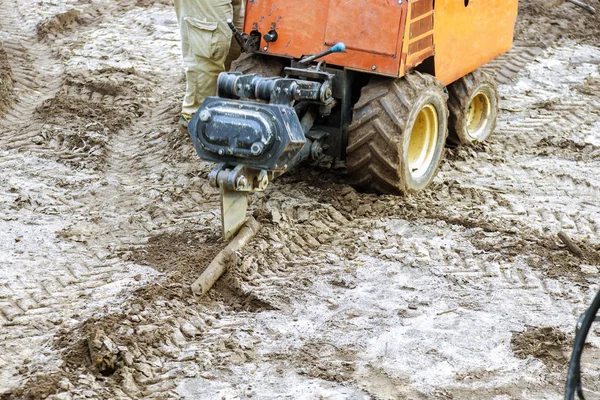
191;217;260;296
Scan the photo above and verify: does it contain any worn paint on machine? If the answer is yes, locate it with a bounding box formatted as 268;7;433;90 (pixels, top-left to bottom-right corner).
244;0;518;85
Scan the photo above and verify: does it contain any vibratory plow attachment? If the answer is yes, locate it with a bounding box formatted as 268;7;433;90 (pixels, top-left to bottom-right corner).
188;69;334;239
209;163;269;240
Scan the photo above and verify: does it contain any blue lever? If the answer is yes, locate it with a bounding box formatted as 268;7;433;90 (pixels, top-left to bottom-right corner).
298;42;346;64
330;42;346;53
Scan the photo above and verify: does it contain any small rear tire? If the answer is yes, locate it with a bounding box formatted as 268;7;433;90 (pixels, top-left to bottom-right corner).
346;72;449;194
447;69;498;145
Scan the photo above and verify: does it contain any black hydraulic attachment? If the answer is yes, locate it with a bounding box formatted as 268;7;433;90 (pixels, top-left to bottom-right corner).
188;70;333;239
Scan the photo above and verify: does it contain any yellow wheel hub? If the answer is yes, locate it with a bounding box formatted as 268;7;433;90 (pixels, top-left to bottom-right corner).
466;91;491;140
408;104;438;179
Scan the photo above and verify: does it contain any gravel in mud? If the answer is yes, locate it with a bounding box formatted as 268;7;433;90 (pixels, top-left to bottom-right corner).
1;0;600;399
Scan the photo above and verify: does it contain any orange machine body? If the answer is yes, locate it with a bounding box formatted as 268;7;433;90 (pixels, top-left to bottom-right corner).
244;0;519;86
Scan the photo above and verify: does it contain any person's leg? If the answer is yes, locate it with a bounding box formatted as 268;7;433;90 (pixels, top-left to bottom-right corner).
175;0;234;123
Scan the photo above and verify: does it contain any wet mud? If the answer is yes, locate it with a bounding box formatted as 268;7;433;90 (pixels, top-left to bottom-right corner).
0;44;13;117
1;0;600;398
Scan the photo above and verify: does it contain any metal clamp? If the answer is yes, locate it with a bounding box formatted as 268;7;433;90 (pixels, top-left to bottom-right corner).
209;163;269;192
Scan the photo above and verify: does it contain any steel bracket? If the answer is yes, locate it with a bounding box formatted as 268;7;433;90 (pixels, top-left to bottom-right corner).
209;163;269;240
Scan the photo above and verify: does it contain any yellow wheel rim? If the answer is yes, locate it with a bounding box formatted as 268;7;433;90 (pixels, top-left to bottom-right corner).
466;91;491;141
408;104;438;179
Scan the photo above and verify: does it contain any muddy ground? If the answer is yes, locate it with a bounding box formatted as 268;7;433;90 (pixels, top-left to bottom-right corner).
1;0;600;399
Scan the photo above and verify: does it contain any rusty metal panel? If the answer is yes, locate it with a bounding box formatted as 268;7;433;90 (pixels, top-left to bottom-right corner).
324;0;403;57
433;0;519;85
243;0;407;76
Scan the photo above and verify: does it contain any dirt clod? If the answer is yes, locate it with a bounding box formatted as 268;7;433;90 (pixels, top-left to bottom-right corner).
34;89;137;169
87;329;120;376
511;326;571;367
37;93;133;133
0;374;63;400
37;9;83;38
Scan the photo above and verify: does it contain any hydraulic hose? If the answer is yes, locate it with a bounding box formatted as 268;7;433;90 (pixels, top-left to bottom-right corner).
565;288;600;400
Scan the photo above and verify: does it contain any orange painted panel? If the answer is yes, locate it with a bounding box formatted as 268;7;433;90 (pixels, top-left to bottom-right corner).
434;0;519;86
244;0;517;82
244;0;406;76
324;0;403;57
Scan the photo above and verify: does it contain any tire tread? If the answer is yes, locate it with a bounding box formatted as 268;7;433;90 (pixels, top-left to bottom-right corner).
346;71;447;194
447;69;499;145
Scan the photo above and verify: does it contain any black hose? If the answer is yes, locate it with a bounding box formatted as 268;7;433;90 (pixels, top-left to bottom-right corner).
565;288;600;399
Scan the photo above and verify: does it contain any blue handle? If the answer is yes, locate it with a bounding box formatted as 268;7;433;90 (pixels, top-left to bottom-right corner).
331;42;346;53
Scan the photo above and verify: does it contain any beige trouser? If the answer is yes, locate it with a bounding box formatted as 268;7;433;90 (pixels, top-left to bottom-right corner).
174;0;244;120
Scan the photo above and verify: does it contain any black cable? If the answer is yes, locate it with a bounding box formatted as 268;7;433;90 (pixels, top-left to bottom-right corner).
565;288;600;399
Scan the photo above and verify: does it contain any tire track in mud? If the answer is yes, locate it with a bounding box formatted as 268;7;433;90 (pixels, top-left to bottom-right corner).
4;0;600;398
0;149;160;393
0;0;128;153
254;169;599;286
0;1;259;397
0;0;79;390
0;1;197;395
0;1;64;150
227;167;600;398
63;5;218;253
117;4;600;398
0;43;14;118
385;37;600;392
483;41;545;85
203;33;600;394
461;43;600;242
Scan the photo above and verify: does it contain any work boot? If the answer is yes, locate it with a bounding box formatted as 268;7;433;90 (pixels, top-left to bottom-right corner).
179;115;189;136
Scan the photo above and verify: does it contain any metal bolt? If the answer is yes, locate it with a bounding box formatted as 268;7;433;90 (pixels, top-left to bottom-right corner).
259;174;268;189
236;176;248;188
371;65;377;71
310;141;323;160
263;46;268;51
259;175;269;190
199;109;212;122
250;142;263;155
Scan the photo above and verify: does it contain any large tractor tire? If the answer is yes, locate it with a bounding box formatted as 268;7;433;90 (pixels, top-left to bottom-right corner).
346;72;449;194
447;69;498;145
229;53;285;77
